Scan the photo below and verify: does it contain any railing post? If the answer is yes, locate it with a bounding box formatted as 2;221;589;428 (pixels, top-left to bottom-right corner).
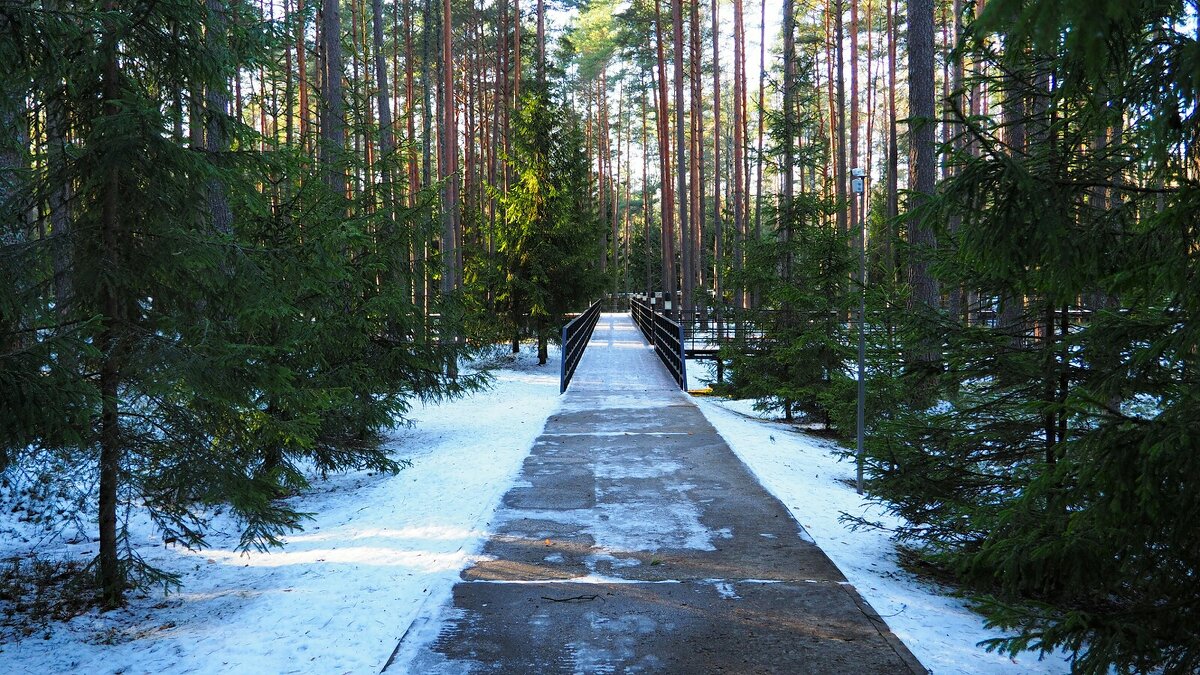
559;322;568;394
678;319;687;390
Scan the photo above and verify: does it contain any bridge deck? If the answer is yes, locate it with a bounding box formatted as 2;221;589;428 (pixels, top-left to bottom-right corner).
387;313;924;673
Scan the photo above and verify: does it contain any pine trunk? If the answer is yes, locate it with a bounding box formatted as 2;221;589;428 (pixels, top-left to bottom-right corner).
731;0;746;310
653;0;676;308
906;0;940;334
320;0;346;197
672;0;690;315
711;0;722;310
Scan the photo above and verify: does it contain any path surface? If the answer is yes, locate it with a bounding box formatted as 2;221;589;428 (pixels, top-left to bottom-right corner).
386;314;925;674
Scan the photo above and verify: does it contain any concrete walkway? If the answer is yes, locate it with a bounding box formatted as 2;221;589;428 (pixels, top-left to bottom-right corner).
386;314;925;674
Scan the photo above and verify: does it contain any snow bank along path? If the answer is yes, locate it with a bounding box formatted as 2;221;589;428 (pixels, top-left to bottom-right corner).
0;347;562;674
387;313;925;673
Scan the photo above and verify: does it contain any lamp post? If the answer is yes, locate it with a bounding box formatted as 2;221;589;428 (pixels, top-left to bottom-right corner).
852;167;867;495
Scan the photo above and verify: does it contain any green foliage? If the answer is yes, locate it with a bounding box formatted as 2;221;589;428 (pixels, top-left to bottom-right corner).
489;83;605;359
0;0;476;603
858;4;1200;672
719;194;853;423
717;32;851;424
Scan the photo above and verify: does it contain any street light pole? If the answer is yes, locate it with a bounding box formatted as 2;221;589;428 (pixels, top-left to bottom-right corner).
852;167;867;495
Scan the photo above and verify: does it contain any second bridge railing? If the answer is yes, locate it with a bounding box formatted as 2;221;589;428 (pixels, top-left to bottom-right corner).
630;296;686;390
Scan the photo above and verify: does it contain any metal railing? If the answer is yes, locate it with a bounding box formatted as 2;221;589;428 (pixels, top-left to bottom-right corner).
631;296;687;390
559;300;603;393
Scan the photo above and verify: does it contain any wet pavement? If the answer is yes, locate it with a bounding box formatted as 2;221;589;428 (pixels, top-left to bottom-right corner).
385;313;925;674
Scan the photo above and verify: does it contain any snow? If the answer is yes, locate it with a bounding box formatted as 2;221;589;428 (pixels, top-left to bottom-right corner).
0;345;563;675
693;396;1074;675
685;357;714;391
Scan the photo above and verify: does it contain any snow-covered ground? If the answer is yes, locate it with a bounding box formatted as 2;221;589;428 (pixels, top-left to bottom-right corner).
694;396;1074;675
0;345;563;674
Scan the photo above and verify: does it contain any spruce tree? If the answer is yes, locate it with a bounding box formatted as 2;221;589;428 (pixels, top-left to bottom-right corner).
494;84;605;364
861;3;1200;671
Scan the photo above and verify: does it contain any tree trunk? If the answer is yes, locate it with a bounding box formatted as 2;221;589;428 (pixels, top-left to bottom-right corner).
206;0;234;237
672;0;690;315
752;0;766;242
732;0;746;309
98;2;124;607
834;0;848;237
689;0;703;315
320;0;346;197
441;0;459;298
536;0;545;82
997;45;1026;340
711;0;722;310
513;0;521;100
615;82;624;290
653;0;676;309
782;0;795;204
906;0;940;333
850;0;860;245
642;83;652;294
372;0;394;160
884;0;897;284
946;0;965;324
47;91;72;316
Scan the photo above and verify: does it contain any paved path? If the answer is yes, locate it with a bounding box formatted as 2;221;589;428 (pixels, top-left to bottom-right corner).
386;314;925;674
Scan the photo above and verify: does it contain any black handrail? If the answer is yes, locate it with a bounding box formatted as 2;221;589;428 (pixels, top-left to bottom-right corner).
559;300;603;393
630;296;687;390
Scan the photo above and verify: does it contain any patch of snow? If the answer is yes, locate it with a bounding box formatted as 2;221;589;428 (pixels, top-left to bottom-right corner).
703;579;741;600
469;575;681;586
585;552;641;570
594;459;683;480
694;396;1074;675
497;496;714;554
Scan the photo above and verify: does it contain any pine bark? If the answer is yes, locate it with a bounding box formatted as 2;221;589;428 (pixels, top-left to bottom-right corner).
689;0;703;312
906;0;940;320
672;0;690;314
884;0;897;284
206;0;234;236
653;0;676;306
441;0;459;296
731;0;746;309
47;88;72;315
752;0;766;240
536;0;545;82
849;0;860;242
834;0;848;237
711;0;722;309
320;0;346;197
372;0;394;161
